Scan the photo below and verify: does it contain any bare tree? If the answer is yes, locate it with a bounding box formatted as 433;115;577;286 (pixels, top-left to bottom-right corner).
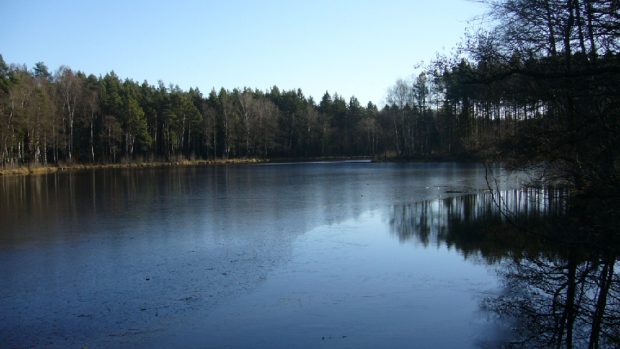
56;66;82;162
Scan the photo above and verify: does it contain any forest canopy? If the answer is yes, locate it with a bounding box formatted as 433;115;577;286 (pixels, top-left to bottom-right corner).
0;56;478;166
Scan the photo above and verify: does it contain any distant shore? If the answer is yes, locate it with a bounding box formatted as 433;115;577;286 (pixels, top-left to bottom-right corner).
0;158;265;176
0;155;483;176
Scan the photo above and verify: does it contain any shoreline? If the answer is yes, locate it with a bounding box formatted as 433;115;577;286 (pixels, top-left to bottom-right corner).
0;158;265;177
0;155;482;177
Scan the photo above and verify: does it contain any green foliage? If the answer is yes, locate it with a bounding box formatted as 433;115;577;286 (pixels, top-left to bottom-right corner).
125;96;151;153
0;58;377;164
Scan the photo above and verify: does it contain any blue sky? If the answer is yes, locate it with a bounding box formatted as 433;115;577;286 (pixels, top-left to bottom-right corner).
1;0;485;105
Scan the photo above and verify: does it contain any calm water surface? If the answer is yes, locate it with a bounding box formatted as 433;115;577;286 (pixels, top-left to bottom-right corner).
1;162;616;348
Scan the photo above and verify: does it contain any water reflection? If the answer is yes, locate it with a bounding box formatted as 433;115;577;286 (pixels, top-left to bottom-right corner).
0;162;507;247
1;162;514;348
484;252;619;349
4;163;612;348
389;189;620;348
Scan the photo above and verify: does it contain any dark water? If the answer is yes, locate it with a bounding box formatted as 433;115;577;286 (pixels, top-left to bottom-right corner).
0;162;617;348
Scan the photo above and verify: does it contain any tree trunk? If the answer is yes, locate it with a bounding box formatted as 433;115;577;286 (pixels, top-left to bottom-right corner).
574;0;587;55
584;0;597;60
588;259;614;349
69;111;73;161
90;112;95;162
565;259;577;349
563;0;575;65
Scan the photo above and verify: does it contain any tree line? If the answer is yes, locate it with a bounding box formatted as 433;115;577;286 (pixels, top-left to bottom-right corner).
0;58;508;166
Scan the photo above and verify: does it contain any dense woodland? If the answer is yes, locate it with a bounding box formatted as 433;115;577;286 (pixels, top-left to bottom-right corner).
448;0;620;195
1;0;618;194
0;57;469;165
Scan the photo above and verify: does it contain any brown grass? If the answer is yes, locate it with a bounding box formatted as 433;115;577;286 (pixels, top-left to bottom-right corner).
0;158;264;176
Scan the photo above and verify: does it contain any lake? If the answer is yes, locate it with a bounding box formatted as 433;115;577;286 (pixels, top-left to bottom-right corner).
1;162;618;348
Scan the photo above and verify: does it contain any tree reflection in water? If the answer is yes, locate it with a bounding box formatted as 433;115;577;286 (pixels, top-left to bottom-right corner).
388;189;619;349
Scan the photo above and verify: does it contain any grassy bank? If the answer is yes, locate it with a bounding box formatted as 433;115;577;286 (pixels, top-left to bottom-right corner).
0;155;483;176
0;158;265;176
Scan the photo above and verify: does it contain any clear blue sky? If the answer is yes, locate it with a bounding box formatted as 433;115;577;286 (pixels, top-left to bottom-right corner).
1;0;484;106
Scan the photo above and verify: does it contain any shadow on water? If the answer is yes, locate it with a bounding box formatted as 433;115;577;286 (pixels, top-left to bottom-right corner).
389;188;620;349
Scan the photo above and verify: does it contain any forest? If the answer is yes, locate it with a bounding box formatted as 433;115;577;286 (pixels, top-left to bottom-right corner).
1;0;618;194
0;57;475;165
